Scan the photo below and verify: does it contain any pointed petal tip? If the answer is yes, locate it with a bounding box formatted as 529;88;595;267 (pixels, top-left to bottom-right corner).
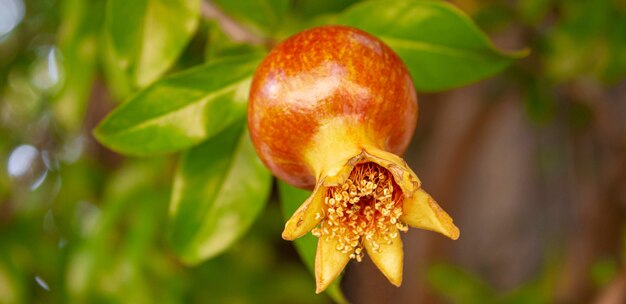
386;267;403;287
433;208;460;240
434;213;460;240
281;218;300;240
315;283;325;294
402;188;462;241
282;215;311;240
315;237;351;295
391;276;403;287
364;232;404;287
447;225;460;240
282;214;310;240
315;271;334;294
281;228;295;241
384;267;403;287
282;186;326;240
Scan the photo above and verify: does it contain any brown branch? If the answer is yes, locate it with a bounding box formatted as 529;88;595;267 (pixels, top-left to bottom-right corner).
200;0;266;45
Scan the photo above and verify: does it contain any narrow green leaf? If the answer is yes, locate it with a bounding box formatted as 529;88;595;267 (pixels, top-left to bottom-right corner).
212;0;288;36
94;55;261;156
105;0;201;87
278;181;348;304
54;0;103;132
168;121;272;265
338;0;527;92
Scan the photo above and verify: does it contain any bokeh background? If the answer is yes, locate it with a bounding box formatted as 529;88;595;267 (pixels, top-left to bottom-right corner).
1;0;625;303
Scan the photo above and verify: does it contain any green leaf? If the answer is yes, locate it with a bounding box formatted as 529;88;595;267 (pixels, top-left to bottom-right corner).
94;55;261;156
338;0;527;92
54;0;104;132
212;0;288;36
278;181;348;304
105;0;201;87
168;121;272;265
291;0;361;19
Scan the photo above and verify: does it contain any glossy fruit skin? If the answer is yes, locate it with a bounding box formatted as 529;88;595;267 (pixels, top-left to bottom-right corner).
248;25;418;189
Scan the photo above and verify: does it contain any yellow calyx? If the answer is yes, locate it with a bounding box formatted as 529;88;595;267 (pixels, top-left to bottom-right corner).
280;117;459;293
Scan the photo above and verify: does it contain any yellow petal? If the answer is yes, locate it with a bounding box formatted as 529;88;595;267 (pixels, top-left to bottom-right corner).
315;236;351;293
282;183;325;240
363;229;403;286
401;188;460;240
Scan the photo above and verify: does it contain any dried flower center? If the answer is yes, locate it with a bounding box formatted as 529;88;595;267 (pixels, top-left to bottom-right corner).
312;162;408;262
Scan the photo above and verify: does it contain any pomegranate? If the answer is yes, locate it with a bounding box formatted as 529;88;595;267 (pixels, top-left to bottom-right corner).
248;25;459;293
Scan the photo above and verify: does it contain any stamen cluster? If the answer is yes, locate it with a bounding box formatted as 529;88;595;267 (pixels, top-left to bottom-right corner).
312;163;408;261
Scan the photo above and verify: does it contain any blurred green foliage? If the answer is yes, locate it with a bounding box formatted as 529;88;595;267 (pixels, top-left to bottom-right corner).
1;0;624;303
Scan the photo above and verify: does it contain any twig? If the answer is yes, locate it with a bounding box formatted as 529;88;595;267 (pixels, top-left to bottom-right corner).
200;0;266;45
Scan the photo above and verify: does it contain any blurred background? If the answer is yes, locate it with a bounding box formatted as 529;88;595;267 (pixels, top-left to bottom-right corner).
1;0;625;303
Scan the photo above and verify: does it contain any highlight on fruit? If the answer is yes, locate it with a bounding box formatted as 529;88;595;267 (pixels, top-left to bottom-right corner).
247;25;460;293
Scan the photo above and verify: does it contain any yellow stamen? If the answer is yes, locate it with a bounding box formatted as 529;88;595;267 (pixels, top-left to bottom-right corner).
313;162;407;261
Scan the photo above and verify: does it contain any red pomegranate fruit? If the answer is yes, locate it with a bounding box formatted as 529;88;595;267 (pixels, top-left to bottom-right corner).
248;25;459;293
